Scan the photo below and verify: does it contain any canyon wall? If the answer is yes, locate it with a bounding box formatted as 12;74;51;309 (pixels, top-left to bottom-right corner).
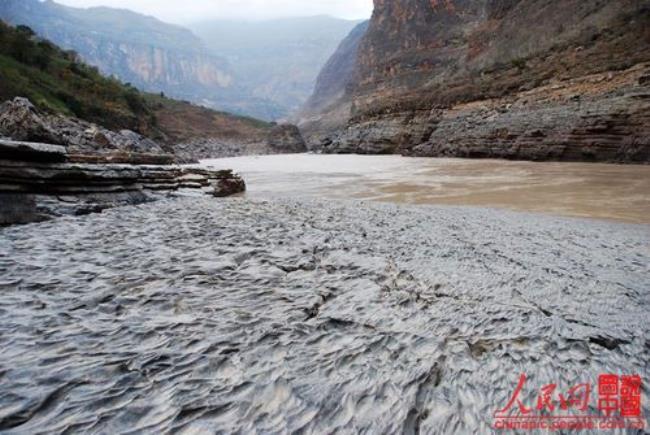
0;0;232;104
296;21;369;146
302;0;650;162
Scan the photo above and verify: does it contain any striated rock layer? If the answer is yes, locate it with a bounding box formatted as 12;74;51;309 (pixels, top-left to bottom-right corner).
303;0;650;162
0;139;245;225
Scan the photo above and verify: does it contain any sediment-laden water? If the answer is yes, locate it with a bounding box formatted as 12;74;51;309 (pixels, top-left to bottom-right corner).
203;154;650;224
1;197;648;433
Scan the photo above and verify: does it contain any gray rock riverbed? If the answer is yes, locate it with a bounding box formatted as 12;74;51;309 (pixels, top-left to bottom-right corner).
0;197;648;433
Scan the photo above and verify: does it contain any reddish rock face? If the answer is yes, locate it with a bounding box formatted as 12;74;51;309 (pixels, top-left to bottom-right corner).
305;0;650;162
356;0;649;105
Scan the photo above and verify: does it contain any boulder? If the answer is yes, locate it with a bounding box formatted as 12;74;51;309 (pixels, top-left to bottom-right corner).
206;169;246;198
116;130;162;153
267;124;306;153
212;176;246;197
0;97;62;145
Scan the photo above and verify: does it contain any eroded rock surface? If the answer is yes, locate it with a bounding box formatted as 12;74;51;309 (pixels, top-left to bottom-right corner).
0;98;165;155
0;197;647;432
303;0;650;162
0;139;246;225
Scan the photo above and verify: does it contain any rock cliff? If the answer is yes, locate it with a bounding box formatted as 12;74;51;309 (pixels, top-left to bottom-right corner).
297;21;369;148
303;0;650;162
267;124;307;154
0;0;232;103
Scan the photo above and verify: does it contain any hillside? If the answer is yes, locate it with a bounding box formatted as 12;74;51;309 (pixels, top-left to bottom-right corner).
144;95;270;145
1;1;363;121
0;0;232;111
303;0;650;162
0;21;160;137
296;20;369;146
0;21;273;155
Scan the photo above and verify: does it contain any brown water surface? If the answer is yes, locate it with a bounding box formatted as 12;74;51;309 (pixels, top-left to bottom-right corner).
203;154;650;223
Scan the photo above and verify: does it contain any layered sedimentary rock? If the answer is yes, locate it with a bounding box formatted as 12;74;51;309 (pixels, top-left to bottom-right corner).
0;139;245;225
303;0;650;162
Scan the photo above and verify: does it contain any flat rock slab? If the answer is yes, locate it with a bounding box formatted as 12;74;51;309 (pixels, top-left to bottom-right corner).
0;197;647;432
0;161;245;223
0;139;67;163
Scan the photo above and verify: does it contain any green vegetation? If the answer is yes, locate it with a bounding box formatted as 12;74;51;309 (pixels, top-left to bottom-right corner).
0;21;160;135
0;22;271;141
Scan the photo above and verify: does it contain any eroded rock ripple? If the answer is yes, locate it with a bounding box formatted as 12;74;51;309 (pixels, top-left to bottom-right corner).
0;198;648;433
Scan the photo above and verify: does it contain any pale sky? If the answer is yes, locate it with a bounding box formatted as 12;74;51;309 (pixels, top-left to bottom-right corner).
55;0;374;23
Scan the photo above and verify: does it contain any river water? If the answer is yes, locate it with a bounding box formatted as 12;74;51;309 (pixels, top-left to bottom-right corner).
203;154;650;224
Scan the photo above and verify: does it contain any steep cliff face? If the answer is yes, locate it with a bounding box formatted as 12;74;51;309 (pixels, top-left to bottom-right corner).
56;35;232;94
309;0;650;162
296;21;369;147
0;0;232;103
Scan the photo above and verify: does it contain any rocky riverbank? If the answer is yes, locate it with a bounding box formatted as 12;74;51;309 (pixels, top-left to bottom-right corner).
0;97;306;162
320;64;650;162
0;139;245;225
0;98;166;156
0;197;648;432
172;124;306;161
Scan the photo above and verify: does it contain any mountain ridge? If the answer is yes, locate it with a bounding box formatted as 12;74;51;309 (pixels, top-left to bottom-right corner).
0;0;362;121
0;0;233;102
0;21;276;160
189;15;362;119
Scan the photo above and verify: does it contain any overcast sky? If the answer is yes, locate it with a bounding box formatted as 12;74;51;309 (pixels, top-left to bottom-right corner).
55;0;374;23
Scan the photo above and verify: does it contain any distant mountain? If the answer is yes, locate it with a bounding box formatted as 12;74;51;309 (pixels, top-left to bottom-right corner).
0;0;233;110
0;1;364;121
190;16;362;120
0;21;272;155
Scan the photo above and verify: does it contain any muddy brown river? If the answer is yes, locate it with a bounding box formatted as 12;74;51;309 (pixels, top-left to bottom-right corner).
203;154;650;224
